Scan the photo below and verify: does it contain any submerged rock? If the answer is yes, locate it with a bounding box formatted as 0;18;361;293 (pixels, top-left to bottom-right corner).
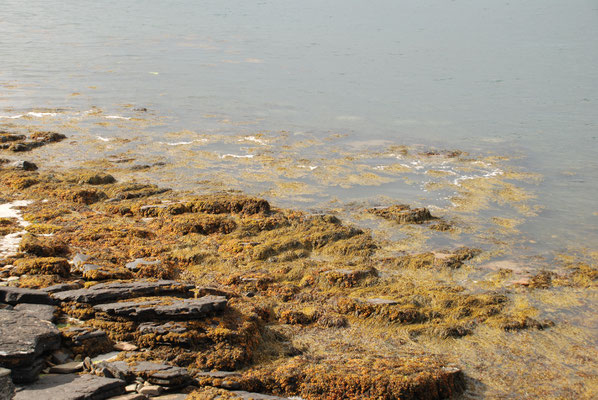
13;373;126;400
368;204;435;224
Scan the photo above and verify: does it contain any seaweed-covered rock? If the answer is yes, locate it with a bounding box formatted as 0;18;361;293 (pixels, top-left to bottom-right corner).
52;280;194;304
368;204;435;224
13;373;126;400
61;327;113;357
13;257;70;277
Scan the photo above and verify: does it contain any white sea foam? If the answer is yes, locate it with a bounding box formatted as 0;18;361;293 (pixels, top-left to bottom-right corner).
0;200;33;258
298;165;318;170
240;136;268;145
0;114;24;119
105;115;131;120
27;112;58;117
96;136;112;142
453;168;503;186
219;154;255;159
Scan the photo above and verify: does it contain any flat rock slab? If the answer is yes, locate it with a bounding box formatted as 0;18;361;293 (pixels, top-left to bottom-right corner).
0;286;55;305
41;281;84;294
94;295;227;322
14;373;126;400
0;310;60;369
101;361;191;386
52;280;194;304
14;303;57;322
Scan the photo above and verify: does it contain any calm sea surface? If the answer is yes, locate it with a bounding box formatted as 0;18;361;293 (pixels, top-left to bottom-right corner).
1;0;597;258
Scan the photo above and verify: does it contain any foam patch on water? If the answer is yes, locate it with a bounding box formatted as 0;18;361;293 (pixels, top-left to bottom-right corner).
0;200;32;258
96;136;113;142
219;154;255;159
105;115;131;120
0;112;58;119
239;136;268;145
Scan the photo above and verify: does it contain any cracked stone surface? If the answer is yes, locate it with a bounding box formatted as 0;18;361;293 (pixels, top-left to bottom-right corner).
0;310;60;369
13;373;126;400
51;280;194;304
93;295;227;321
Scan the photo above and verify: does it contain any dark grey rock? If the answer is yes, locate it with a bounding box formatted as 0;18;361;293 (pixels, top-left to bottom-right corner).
0;367;15;400
13;373;126;400
125;258;161;272
196;371;241;379
52;280;194;304
51;349;73;365
139;385;163;397
7;160;38;171
14;303;57;322
0;310;60;370
137;322;188;335
102;361;191;387
10;357;45;384
94;296;227;322
0;286;55;305
42;281;84;294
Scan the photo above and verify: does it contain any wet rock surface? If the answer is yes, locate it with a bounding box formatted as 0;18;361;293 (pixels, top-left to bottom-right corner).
13;373;126;400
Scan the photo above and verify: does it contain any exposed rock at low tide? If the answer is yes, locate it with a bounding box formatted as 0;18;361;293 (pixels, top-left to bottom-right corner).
0;310;60;382
13;373;126;400
368;204;436;224
52;280;194;304
94;295;227;322
0;286;55;305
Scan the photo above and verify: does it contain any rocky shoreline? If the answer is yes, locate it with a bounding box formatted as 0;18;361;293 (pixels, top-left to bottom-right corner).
0;132;594;399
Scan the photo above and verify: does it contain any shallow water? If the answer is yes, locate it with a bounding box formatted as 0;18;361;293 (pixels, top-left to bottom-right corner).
1;2;597;396
2;0;596;261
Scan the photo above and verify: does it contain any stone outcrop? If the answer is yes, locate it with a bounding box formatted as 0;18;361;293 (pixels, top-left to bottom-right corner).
0;310;61;383
0;286;55;305
93;296;227;321
13;303;57;322
368;204;435;224
13;373;126;400
0;367;15;400
99;361;191;387
52;280;194;304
